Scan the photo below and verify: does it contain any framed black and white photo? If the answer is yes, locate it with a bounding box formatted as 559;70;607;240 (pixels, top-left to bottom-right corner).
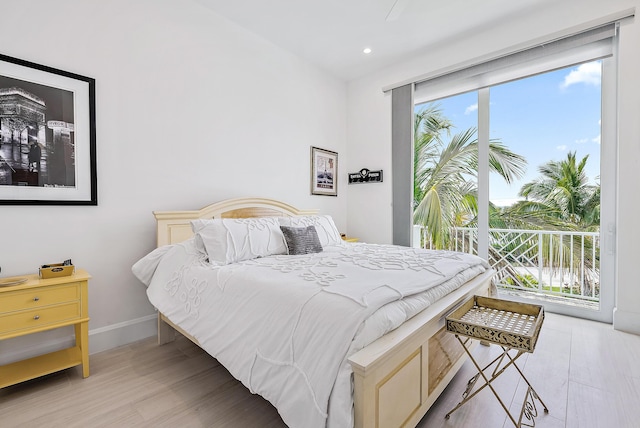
311;146;337;196
0;53;96;205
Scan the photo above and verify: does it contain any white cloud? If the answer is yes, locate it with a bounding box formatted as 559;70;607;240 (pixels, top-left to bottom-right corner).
465;103;478;115
561;62;601;89
491;197;524;207
575;138;589;144
557;145;568;151
592;135;601;144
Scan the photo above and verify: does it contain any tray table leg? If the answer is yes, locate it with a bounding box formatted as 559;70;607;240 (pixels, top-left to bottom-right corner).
518;386;545;427
445;335;520;427
445;336;548;427
458;349;521;403
501;346;549;414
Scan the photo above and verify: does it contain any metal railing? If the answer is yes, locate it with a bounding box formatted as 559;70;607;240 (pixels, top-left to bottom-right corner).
414;226;600;303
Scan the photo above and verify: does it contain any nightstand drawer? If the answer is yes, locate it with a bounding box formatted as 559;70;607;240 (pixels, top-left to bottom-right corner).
0;302;81;336
0;283;80;314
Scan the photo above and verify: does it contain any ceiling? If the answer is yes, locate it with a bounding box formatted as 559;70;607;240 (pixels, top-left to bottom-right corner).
194;0;555;80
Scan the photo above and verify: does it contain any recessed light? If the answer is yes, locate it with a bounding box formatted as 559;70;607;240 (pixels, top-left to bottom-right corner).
363;47;372;54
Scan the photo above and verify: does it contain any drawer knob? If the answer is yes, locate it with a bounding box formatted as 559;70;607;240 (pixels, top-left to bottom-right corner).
33;315;40;320
33;297;40;302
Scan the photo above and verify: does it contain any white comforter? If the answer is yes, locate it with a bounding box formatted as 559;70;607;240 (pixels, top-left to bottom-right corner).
133;240;489;428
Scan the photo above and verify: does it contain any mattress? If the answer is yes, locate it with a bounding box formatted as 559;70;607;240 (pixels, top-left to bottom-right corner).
133;239;489;428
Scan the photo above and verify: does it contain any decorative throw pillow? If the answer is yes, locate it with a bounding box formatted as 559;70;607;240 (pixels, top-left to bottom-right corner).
190;217;287;264
280;225;323;255
278;215;345;248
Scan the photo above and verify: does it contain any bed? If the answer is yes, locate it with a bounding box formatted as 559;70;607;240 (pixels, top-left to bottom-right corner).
133;197;495;428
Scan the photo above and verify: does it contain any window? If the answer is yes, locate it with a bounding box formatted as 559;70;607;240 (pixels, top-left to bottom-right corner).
392;20;622;321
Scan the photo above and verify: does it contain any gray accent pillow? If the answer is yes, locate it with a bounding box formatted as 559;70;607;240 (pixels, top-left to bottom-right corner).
280;225;323;255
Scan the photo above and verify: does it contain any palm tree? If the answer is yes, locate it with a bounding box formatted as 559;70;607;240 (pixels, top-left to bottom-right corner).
516;152;601;295
519;151;599;228
413;104;453;209
413;103;527;249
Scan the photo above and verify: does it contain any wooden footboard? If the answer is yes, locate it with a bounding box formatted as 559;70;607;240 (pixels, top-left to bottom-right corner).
348;269;494;428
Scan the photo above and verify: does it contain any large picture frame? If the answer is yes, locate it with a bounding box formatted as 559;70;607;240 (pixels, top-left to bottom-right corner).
0;53;96;205
310;146;338;196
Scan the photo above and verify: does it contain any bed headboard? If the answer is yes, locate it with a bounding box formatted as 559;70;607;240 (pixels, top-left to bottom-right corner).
153;197;317;247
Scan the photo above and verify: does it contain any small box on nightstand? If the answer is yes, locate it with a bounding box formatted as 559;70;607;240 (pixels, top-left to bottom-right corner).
39;263;75;279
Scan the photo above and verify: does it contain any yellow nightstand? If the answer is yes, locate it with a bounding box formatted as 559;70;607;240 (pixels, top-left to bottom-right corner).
342;236;358;243
0;269;91;388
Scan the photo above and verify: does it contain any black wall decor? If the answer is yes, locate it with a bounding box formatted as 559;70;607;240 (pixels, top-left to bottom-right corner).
0;53;97;205
348;168;383;184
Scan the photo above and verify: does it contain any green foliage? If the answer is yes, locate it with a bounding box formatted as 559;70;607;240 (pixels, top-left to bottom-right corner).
413;103;526;248
519;151;600;229
413;103;601;292
503;273;539;288
413;104;601;243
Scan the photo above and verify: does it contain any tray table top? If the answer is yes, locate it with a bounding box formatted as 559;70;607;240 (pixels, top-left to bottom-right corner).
446;295;544;352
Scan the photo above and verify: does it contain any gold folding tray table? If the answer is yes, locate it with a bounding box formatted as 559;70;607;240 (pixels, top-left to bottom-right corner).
445;295;548;427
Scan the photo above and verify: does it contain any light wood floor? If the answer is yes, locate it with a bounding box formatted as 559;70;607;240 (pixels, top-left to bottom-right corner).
1;312;639;427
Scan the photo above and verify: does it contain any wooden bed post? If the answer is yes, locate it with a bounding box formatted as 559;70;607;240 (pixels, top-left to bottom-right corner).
157;313;176;345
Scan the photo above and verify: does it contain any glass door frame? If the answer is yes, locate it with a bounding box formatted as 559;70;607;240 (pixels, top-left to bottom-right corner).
475;59;617;323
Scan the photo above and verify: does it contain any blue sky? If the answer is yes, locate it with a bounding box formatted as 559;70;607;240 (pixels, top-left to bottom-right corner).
416;61;602;206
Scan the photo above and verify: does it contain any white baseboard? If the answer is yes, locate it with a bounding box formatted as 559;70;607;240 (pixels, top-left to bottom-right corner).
0;314;157;365
613;308;640;335
89;314;157;354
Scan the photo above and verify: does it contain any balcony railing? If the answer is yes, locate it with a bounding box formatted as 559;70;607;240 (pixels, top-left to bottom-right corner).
414;226;600;304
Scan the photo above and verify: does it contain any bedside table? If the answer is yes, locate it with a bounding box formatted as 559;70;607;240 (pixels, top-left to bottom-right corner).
0;269;91;388
342;237;358;242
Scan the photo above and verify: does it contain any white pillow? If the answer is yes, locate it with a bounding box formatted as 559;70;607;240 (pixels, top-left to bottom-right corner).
191;217;287;264
278;215;345;247
190;220;210;256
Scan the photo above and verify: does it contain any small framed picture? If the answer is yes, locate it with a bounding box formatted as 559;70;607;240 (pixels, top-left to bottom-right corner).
0;53;96;205
310;146;338;196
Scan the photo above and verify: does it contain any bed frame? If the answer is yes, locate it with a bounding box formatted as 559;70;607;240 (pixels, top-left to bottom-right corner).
153;197;494;428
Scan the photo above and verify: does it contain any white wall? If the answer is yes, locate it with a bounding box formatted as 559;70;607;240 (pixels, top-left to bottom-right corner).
0;0;347;362
346;0;640;334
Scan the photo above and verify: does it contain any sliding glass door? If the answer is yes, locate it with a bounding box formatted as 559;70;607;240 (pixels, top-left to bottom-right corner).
413;58;616;322
486;61;614;322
